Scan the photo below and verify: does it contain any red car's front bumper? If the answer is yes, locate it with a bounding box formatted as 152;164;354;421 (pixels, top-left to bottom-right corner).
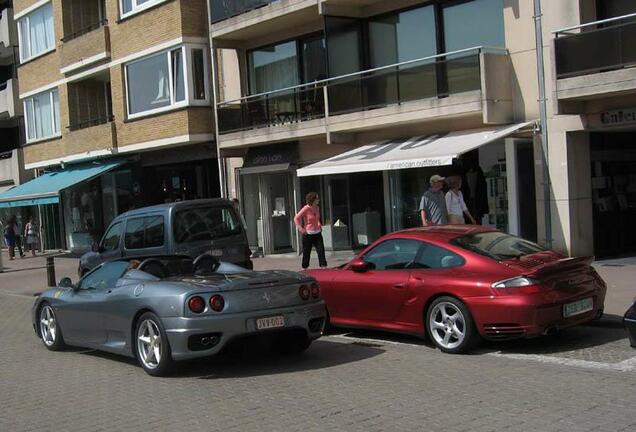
468;287;606;340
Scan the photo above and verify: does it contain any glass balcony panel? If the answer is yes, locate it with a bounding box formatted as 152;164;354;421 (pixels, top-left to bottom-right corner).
446;55;481;94
210;0;277;24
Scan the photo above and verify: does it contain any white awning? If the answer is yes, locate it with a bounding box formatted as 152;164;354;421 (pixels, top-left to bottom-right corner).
297;122;534;177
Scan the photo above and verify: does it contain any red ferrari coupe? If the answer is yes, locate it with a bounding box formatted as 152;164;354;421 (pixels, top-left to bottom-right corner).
306;226;606;353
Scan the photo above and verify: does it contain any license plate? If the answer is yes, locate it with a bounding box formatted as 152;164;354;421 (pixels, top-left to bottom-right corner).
256;315;285;330
563;298;593;318
209;249;223;257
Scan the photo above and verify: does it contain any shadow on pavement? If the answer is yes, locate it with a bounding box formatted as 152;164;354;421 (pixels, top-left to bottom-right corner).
77;338;385;378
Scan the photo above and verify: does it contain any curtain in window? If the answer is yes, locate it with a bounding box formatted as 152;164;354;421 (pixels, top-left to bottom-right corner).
33;92;53;138
154;70;169;103
27;4;55;58
19;19;30;59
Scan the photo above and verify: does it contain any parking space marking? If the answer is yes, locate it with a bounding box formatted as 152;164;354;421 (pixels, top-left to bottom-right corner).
325;333;426;348
487;351;636;372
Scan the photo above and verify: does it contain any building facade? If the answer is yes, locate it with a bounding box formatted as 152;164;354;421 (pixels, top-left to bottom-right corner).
1;0;30;223
206;0;636;259
2;0;218;252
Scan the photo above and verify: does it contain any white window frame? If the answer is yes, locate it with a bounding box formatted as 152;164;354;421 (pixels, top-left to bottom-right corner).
23;88;61;144
119;0;170;20
16;1;56;63
125;44;210;120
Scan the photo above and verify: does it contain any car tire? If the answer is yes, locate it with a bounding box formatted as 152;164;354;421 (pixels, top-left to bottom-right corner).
39;303;66;351
273;332;312;355
134;312;175;377
426;296;479;354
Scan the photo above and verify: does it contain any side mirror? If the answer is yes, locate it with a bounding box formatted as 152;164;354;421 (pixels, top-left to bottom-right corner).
91;243;102;253
350;258;369;273
58;277;74;288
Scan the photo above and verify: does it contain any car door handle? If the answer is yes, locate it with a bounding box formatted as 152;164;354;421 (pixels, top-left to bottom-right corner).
393;283;406;289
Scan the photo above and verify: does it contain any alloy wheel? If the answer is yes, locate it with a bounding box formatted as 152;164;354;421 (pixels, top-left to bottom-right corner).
137;319;162;370
429;301;466;350
40;305;57;347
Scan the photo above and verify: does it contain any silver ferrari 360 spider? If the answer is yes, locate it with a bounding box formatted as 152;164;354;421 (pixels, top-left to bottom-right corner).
32;255;326;376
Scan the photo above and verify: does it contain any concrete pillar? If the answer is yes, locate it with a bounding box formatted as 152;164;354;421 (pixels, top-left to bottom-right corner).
534;128;593;256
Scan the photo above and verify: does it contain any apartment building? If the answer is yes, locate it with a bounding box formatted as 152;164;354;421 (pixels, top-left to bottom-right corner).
0;0;217;251
208;0;636;259
0;0;29;221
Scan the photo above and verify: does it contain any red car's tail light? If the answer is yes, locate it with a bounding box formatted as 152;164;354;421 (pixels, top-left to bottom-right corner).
188;296;205;313
209;295;225;312
299;285;310;300
310;283;320;299
492;277;544;294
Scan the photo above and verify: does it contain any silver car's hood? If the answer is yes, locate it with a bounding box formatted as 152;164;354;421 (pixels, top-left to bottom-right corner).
165;270;311;292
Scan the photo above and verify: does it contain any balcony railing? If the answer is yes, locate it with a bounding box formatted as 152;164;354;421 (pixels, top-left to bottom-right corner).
61;19;108;43
68;115;113;131
217;46;498;135
209;0;277;24
555;13;636;79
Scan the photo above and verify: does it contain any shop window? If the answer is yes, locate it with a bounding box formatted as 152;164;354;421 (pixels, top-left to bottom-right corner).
18;2;55;62
24;88;60;142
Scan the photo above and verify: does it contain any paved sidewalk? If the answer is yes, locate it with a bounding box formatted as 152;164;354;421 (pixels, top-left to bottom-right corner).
1;248;634;315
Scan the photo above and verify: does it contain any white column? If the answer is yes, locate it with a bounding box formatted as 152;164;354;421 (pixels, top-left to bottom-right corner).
505;139;520;236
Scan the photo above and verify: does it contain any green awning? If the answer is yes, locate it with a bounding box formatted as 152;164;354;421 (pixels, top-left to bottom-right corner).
0;160;125;208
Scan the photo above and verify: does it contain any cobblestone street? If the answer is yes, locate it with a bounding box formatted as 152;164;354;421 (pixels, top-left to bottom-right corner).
1;251;635;431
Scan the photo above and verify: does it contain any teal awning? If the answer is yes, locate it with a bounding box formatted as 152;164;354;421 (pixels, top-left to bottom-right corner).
0;160;125;208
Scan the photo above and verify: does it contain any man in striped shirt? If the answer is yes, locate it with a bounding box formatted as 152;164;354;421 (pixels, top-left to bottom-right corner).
419;174;449;226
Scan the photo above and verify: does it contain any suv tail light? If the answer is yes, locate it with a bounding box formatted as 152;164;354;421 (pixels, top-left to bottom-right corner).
299;285;310;300
310;283;320;299
209;295;225;312
188;296;205;313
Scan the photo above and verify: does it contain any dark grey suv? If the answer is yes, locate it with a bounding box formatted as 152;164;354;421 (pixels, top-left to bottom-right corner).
79;199;252;276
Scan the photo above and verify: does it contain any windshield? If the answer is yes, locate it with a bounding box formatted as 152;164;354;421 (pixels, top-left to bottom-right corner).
452;231;546;261
173;206;242;243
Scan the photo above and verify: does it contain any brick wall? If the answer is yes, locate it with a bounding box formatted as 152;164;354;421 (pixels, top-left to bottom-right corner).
59;25;109;70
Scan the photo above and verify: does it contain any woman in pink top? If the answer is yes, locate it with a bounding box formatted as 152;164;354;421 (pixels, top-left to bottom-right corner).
294;192;327;269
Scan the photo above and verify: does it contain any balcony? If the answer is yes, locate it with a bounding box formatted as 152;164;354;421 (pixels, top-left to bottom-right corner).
64;118;116;155
0;79;20;119
210;0;318;43
216;47;512;148
0;8;17;58
555;13;636;101
0;149;22;190
60;22;110;74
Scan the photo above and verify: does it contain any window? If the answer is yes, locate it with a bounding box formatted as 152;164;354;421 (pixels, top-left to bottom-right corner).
120;0;167;19
173;206;242;244
125;45;208;118
125;216;165;249
452;231;546;261
248;41;299;94
362;239;421;270
17;2;55;62
192;49;206;100
101;222;123;251
412;243;465;269
79;261;130;291
442;0;504;52
24;88;60;142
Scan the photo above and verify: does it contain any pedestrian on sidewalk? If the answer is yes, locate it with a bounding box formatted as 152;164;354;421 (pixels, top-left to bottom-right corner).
445;176;476;225
294;192;327;270
14;218;25;258
419;174;449;226
3;215;17;260
24;216;39;257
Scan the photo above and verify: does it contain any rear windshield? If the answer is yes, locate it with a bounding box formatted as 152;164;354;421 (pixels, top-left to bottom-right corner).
452;231;546;261
173;206;242;243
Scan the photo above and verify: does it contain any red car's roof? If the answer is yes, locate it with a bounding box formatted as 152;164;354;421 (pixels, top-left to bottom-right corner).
388;225;498;242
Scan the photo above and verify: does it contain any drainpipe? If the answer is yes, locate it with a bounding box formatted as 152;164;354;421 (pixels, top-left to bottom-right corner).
533;0;552;248
210;40;227;198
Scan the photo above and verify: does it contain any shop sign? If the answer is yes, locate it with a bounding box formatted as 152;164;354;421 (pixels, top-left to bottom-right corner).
601;108;636;126
243;142;299;168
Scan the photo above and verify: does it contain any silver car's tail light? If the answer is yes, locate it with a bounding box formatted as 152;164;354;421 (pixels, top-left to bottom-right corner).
209;295;225;312
299;285;310;300
310;283;320;299
188;296;205;313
